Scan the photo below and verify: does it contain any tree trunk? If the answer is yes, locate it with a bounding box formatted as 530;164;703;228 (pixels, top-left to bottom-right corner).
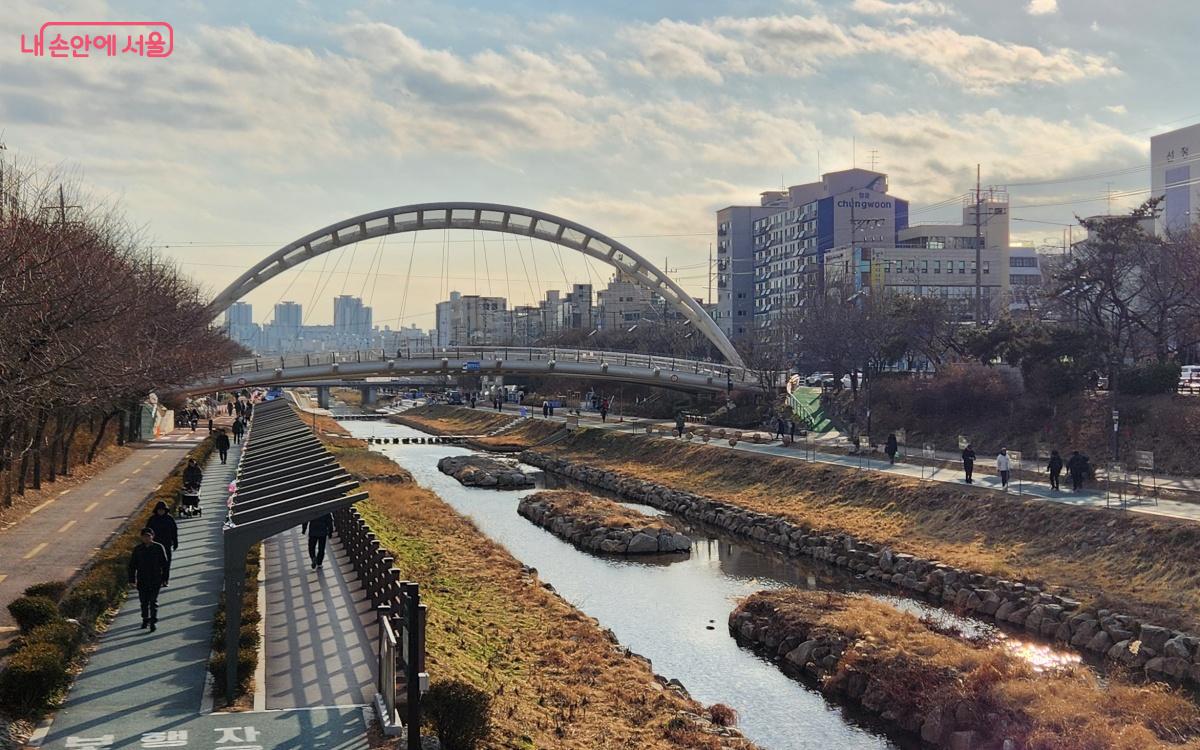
46;417;62;483
61;416;81;476
87;412;116;463
31;412;48;490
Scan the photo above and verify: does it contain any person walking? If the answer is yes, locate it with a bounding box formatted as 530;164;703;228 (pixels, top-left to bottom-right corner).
675;413;686;438
146;501;179;563
961;444;976;483
542;400;550;418
548;401;555;417
302;513;334;570
231;417;245;444
182;458;203;492
996;448;1011;489
789;419;797;444
215;430;231;465
207;417;214;433
885;434;899;465
188;409;198;432
1047;450;1064;491
128;528;170;632
469;394;477;409
1066;450;1088;492
776;417;787;442
227;401;234;417
599;399;609;422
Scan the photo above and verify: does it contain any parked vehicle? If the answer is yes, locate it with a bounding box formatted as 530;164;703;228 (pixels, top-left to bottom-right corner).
805;372;834;386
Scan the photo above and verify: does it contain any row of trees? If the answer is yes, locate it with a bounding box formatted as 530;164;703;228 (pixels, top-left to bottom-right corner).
742;199;1200;401
0;161;241;504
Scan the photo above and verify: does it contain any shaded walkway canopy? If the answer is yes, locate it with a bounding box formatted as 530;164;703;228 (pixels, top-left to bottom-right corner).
205;202;746;368
222;398;367;699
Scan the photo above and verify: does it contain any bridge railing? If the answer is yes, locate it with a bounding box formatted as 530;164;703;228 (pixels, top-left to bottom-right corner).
225;347;751;383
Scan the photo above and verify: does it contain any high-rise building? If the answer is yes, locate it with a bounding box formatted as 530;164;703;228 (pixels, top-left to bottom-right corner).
715;204;785;338
332;295;373;345
435;291;510;346
751;169;909;323
1151;123;1200;235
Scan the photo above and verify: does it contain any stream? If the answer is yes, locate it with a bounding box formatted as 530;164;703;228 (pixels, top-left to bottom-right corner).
340;418;1077;749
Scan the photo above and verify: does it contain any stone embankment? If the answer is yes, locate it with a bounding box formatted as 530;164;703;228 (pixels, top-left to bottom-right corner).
518;490;691;555
437;455;533;488
520;450;1200;688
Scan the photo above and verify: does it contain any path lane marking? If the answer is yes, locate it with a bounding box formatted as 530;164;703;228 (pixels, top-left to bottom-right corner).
104;489;115;497
59;489;72;496
23;543;48;559
84;502;99;513
28;499;54;515
132;468;142;475
57;520;77;533
120;478;130;484
0;574;7;584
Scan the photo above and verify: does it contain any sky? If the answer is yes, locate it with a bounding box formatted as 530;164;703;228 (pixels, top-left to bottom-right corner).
1;0;1195;329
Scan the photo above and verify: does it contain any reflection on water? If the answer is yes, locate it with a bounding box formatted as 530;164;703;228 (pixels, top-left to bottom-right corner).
341;419;1081;749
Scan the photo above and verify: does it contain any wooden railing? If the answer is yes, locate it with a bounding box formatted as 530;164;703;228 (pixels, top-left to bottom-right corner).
335;506;427;748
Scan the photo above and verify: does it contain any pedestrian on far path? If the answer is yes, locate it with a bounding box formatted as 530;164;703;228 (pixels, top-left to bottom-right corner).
885;434;899;465
302;513;334;570
146;501;179;562
227;401;234;417
128;528;170;632
961;444;976;484
215;430;231;465
996;448;1011;489
470;394;477;409
188;409;198;432
600;399;609;422
231;417;245;444
548;401;555;417
776;417;787;441
789;419;797;444
207;417;214;433
1067;450;1088;492
1047;450;1064;491
542;401;550;418
675;413;686;438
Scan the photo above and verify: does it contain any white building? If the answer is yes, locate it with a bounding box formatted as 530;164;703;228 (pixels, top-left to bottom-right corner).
435;292;511;347
1151;123;1200;235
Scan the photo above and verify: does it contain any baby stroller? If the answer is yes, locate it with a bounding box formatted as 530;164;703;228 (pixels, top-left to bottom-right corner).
179;481;202;517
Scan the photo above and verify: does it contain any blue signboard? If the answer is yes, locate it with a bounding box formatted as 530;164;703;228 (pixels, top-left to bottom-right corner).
464;361;481;372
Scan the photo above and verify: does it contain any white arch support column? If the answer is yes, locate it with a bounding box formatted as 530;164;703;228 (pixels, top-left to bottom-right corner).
208;202;745;368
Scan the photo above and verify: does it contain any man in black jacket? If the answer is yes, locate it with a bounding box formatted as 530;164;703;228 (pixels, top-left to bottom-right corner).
146;501;179;562
182;458;203;491
301;513;334;570
215;429;231;465
128;528;171;632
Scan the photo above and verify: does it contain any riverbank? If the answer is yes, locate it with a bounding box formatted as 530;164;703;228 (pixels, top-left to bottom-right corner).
518;490;691;554
389;405;515;436
731;589;1200;750
314;419;754;748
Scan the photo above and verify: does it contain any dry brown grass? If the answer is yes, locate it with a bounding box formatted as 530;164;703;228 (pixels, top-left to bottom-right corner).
738;590;1200;750
359;480;756;750
389;405;514;435
473;419;564;450
526;490;668;529
539;430;1200;633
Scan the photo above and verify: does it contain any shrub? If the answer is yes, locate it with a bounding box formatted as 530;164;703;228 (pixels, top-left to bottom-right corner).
27;620;85;661
424;680;492;750
208;648;256;690
8;596;60;633
23;581;68;602
707;703;739;727
0;643;69;717
59;586;112;623
1118;362;1182;395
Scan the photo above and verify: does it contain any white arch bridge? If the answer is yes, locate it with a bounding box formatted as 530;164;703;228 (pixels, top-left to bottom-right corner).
178;347;757;397
207;202;746;369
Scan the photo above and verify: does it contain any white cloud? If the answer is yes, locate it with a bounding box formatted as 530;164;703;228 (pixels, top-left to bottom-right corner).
621;14;1118;93
1027;0;1059;15
1105;104;1128;115
851;0;954;17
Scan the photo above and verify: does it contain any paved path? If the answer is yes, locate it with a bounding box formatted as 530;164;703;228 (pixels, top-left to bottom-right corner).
0;430;203;636
459;408;1200;525
263;529;376;709
37;444;373;750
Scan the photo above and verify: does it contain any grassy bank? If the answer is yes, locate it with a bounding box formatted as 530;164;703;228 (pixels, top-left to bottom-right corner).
359;482;750;749
526;429;1200;634
472;419;564;451
390;405;515;435
732;589;1200;750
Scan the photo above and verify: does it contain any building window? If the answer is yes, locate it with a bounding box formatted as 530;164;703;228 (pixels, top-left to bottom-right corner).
1009;257;1038;268
983;261;990;274
933;260;941;274
1010;275;1041;286
920;260;929;274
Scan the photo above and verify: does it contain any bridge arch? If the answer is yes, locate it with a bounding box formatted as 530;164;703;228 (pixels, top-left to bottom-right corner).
208;202;745;368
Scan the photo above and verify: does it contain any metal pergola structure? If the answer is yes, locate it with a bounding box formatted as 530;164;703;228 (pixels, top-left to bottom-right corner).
222;398;368;700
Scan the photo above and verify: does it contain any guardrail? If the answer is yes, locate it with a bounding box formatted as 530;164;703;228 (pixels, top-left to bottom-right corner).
221;347;751;383
335;505;427;747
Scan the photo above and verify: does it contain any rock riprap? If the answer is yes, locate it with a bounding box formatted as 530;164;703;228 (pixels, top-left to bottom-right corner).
437;455;533;488
518;490;691;555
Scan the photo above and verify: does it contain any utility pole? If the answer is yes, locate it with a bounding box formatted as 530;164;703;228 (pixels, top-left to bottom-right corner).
707;243;713;305
974;164;983;325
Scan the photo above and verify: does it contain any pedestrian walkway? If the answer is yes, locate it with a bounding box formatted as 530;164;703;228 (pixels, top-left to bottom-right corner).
0;430;202;639
505;410;1200;525
35;444;372;749
263;528;376;709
